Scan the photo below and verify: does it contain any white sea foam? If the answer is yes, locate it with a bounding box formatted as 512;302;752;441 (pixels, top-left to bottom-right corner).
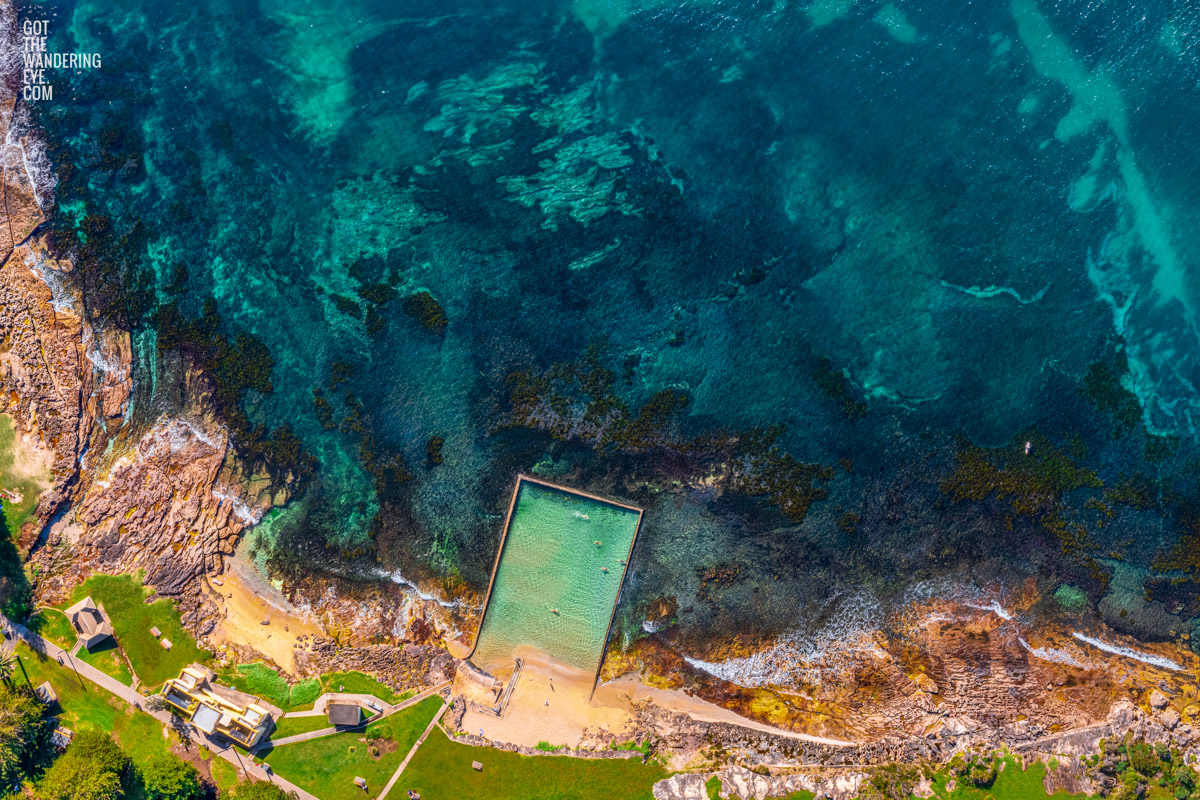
965;599;1014;621
142;417;227;457
0;102;56;211
1072;632;1182;671
27;254;77;314
1019;637;1090;669
83;326;129;383
685;591;884;687
212;488;262;526
377;566;467;610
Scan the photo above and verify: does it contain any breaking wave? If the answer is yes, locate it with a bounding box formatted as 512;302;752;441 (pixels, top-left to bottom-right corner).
685;591;884;687
1072;632;1182;671
376;566;469;610
1018;637;1091;669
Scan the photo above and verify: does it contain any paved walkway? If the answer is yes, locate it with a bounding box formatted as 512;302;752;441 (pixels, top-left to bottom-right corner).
262;681;451;750
0;616;319;800
378;701;448;800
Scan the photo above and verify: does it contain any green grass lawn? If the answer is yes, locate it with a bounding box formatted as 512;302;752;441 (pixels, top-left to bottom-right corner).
932;756;1091;800
29;608;77;649
401;727;668;800
271;714;334;739
217;663;322;712
206;752;243;795
77;639;134;686
261;696;442;800
0;413;52;535
13;641;178;769
62;573;210;689
320;670;409;704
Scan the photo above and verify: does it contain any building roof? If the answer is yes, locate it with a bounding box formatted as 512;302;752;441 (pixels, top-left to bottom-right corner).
191;703;222;735
63;596;114;646
162;666;275;749
327;703;363;726
50;726;73;749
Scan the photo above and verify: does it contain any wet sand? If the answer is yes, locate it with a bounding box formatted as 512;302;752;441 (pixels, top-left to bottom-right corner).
209;559;323;674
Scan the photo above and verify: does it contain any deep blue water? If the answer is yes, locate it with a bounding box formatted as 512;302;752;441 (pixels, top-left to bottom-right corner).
25;0;1200;652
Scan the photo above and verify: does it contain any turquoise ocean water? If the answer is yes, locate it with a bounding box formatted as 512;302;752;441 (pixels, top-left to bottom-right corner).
23;0;1200;662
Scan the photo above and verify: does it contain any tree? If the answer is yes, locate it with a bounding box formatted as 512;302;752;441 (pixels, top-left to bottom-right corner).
0;683;50;787
229;780;298;800
37;729;128;800
140;753;202;800
0;653;16;688
143;694;168;713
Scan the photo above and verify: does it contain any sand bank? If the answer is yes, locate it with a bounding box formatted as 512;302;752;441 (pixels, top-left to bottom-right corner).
460;647;854;750
208;559;323;674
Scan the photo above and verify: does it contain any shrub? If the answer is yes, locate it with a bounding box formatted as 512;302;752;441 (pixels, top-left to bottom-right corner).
37;730;127;800
1127;741;1159;776
229;781;299;800
140;754;202;800
859;764;920;800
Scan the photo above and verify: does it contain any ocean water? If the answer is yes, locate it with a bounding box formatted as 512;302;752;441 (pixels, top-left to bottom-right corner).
470;480;641;673
26;0;1200;664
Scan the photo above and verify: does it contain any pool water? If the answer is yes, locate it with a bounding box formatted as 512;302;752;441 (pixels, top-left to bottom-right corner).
470;479;641;676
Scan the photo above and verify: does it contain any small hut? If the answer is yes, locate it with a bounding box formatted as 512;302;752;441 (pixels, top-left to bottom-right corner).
64;597;113;649
328;703;363;727
34;682;56;706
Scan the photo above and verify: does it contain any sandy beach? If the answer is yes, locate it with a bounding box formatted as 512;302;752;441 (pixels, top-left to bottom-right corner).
208;558;323;674
460;646;855;750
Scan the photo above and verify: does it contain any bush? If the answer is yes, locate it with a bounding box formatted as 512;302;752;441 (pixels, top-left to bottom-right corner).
859;764;920;800
0;684;51;787
968;756;997;787
229;781;299;800
950;752;997;788
140;753;202;800
37;730;127;800
1127;741;1160;776
1113;771;1144;800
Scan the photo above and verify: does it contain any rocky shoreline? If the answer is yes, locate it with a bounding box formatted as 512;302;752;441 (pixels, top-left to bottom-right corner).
0;3;1197;795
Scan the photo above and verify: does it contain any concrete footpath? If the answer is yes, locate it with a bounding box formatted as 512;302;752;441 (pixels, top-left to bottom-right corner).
0;615;319;800
263;680;451;750
378;701;449;800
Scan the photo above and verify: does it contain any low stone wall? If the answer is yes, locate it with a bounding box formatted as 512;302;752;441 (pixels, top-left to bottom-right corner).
447;732;644;760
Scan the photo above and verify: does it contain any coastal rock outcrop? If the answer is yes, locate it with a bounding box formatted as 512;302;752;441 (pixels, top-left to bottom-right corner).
0;2;265;625
0;242;94;541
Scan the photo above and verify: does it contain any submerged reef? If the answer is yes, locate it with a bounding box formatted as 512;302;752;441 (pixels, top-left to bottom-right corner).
7;0;1200;763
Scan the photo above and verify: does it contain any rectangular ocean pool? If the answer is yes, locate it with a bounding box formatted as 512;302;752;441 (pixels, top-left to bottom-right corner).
469;476;643;680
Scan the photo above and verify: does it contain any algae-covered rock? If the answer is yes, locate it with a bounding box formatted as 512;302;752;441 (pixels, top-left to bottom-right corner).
1054;584;1088;611
401;291;448;335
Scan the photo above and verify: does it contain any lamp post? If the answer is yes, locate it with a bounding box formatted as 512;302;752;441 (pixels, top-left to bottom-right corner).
15;653;32;691
58;650;85;691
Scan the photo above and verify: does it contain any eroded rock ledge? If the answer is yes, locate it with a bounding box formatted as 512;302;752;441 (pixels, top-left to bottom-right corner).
0;0;271;633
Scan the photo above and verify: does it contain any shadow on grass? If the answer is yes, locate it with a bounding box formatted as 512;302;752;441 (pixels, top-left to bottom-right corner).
0;510;32;621
83;637;120;655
